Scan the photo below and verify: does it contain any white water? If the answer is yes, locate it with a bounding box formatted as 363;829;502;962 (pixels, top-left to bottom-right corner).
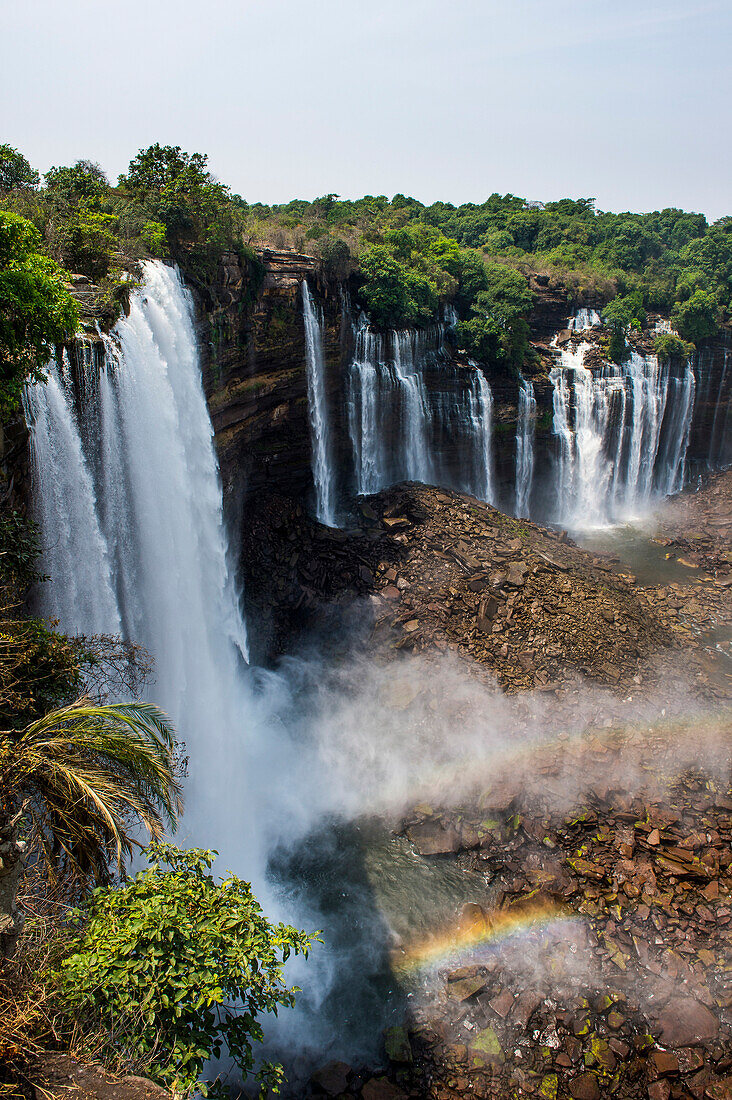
347;315;496;503
550;343;696;528
515;376;536;517
25;262;254;859
23;356;121;635
568;308;602;332
302;282;337;526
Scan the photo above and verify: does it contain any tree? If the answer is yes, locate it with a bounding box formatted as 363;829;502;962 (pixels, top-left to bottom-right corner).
58;844;317;1096
45;160;109;207
458;262;533;370
0;700;181;957
0;145;39;192
671;288;719;343
0;211;78;414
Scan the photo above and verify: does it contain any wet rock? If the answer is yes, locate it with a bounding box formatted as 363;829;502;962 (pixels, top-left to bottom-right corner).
705;1079;732;1099
467;1026;504;1068
383;1025;412;1064
649;1048;680;1077
406;820;461;856
447;974;486;1001
309;1061;352;1095
648;1081;672;1100
361;1078;407;1100
655;997;720;1046
569;1071;601;1099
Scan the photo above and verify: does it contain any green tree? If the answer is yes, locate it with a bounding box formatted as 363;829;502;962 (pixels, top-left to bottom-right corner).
58;844;318;1096
0;145;39;192
0;700;181;957
458;262;533;370
0;211;77;414
45;160;110;207
670;288;719;343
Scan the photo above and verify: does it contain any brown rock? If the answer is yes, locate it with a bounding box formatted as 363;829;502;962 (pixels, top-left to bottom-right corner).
655;997;719;1046
448;974;486;1001
649;1048;680;1077
406;820;461;856
361;1079;407;1100
648;1081;671;1100
569;1071;601;1099
705;1079;732;1100
310;1060;352;1094
488;990;515;1018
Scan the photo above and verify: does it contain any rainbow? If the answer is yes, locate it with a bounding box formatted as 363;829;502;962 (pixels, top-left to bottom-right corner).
392;900;580;976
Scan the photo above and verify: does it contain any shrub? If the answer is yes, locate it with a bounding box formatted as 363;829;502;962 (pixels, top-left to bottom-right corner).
57;844;318;1096
671;288;719;343
654;333;694;362
0;211;77;415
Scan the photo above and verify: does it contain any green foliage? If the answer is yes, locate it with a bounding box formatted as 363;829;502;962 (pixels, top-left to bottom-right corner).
654;332;694;362
52;210;119;282
602;291;647;363
57;844;318;1096
0;145;39;192
458;262;533;369
139;220;168;257
358;223;461;327
45;161;110;207
0;211;77;415
670;288;719;343
119;145;242;278
316;235;352;281
1;701;181;878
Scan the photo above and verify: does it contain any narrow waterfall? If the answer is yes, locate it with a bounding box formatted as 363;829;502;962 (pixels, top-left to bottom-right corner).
23;355;121;635
550;343;696;527
302;282;337;526
347;316;496;503
25;261;253;861
514;376;536;517
709;349;730;467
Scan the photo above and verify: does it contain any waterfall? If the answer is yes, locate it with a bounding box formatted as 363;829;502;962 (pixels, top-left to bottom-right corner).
709;349;730;468
514;377;536;517
550;342;696;527
302;282;337;526
568;308;602;332
23;355;121;635
347;315;496;503
25;261;253;858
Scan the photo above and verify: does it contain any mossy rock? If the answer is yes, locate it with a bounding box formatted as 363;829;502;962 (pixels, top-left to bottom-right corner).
468;1026;504;1068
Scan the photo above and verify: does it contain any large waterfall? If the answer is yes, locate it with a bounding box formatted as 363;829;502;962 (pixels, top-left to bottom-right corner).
302;281;337;526
347;315;496;503
550;342;696;527
25;262;253;858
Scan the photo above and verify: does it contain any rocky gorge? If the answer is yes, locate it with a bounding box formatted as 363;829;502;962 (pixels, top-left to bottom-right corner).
13;248;732;1100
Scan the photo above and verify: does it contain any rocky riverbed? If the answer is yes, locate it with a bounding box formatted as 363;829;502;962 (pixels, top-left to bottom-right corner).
241;472;731;1100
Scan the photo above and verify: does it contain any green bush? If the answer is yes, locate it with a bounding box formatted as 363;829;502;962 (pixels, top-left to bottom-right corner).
654;333;694;362
458;262;533;370
0;211;77;415
57;844;318;1097
671;288;719;343
0;145;39;192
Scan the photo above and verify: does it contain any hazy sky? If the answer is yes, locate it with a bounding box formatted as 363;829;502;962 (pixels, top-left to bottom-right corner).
3;0;731;219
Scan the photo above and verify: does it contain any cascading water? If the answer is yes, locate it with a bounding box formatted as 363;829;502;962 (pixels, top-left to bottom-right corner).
514;377;536;517
709;349;731;468
550;342;696;527
568;308;602;332
302;282;337;526
25;261;254;860
347;315;496;503
23;356;121;635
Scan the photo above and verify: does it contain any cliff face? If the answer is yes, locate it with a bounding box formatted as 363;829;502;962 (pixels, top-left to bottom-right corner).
193;250;350;512
191;253;731;520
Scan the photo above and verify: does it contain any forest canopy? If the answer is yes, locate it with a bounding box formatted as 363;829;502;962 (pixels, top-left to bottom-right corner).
1;142;730;370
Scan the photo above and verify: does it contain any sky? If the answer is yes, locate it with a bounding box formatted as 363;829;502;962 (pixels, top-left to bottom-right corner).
3;0;731;219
